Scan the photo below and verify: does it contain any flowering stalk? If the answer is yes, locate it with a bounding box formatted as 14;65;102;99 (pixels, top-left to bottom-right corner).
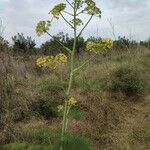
60;2;77;146
35;1;113;150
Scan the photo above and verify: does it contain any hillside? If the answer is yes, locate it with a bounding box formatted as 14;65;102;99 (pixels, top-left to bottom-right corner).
0;46;150;150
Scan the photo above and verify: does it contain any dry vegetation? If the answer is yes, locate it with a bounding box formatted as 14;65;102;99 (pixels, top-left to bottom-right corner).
0;45;150;149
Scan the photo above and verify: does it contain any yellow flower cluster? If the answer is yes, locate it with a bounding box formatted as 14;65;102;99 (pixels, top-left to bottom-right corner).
57;105;64;112
50;3;66;19
36;53;67;68
36;56;54;67
57;97;77;113
55;53;68;64
36;20;51;36
84;0;102;16
86;38;113;53
101;38;113;50
68;97;77;107
86;41;98;52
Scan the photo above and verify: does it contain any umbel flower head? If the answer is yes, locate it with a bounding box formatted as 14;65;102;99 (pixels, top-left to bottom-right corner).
54;53;68;64
84;0;102;17
86;38;113;53
36;53;68;68
36;20;51;36
36;56;55;68
57;105;64;112
101;38;113;49
49;3;66;19
68;97;77;107
86;41;98;52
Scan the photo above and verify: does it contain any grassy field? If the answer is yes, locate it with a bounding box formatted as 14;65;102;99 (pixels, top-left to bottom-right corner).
0;46;150;150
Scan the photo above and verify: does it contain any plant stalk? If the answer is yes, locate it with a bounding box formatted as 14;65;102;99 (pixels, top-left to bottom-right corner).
60;1;77;149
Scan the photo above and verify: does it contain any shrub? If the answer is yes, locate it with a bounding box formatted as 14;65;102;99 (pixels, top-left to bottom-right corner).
0;52;30;122
78;79;102;93
40;32;85;55
0;36;9;52
58;108;85;120
4;142;27;150
12;33;36;55
105;66;145;98
55;133;90;150
31;76;67;119
140;38;150;49
129;125;150;149
40;76;65;93
113;36;138;51
31;99;57;119
14;127;90;150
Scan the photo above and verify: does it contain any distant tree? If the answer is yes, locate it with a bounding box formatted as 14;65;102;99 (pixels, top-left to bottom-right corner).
0;36;9;52
113;36;138;50
40;32;85;55
140;38;150;49
0;19;9;52
12;33;36;55
87;36;102;43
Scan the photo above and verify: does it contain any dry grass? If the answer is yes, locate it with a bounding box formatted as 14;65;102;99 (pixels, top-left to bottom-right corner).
69;47;150;149
0;47;150;149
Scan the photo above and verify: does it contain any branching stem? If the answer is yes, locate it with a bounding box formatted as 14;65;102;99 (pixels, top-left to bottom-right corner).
66;0;74;8
60;1;77;149
63;10;74;16
60;13;74;29
45;31;72;54
73;53;97;73
77;14;93;38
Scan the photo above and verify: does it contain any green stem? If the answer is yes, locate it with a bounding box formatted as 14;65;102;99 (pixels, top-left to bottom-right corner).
77;14;93;39
73;53;97;73
45;31;72;54
60;13;74;29
66;0;74;8
60;1;77;149
63;10;74;16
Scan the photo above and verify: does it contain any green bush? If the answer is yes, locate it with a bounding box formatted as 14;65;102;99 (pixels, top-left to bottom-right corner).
105;66;145;98
31;76;68;119
58;108;85;121
78;79;103;93
4;142;27;150
40;76;64;93
13;127;90;150
12;33;36;55
3;142;52;150
31;99;57;119
129;125;150;149
54;133;90;150
69;109;85;120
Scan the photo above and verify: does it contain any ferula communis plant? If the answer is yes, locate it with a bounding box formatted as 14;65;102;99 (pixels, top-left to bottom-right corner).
36;0;113;149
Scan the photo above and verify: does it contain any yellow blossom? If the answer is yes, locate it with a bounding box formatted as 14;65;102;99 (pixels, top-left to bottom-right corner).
86;38;113;53
36;56;54;68
68;97;77;107
86;41;97;52
57;105;64;112
36;20;51;36
50;3;66;19
54;53;68;64
36;53;68;68
100;38;113;50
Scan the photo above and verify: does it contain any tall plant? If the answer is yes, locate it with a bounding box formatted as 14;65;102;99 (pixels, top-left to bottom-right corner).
36;0;113;149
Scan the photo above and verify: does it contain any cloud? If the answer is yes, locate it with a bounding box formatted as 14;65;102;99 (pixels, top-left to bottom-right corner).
0;0;150;46
1;0;71;45
100;0;150;40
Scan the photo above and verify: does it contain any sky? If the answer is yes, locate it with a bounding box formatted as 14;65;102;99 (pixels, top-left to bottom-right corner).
0;0;150;46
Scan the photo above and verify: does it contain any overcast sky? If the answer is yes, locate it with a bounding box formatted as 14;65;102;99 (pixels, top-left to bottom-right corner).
0;0;150;46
